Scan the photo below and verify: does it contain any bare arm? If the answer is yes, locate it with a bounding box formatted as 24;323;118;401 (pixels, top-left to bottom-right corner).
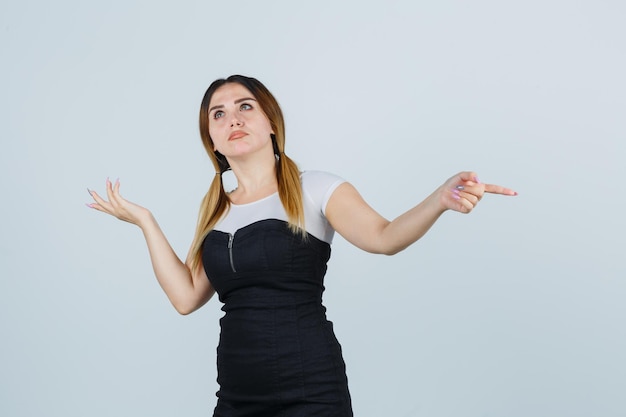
325;171;517;255
88;178;215;315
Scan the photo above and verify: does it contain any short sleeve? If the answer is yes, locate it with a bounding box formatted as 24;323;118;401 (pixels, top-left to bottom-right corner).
301;170;346;216
299;170;346;243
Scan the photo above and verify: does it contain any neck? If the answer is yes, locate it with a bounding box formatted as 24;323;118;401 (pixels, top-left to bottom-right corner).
227;152;279;202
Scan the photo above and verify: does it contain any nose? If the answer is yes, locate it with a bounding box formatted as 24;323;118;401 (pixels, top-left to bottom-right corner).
230;114;244;127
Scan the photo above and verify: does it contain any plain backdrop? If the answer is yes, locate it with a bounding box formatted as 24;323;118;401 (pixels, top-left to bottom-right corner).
1;1;625;416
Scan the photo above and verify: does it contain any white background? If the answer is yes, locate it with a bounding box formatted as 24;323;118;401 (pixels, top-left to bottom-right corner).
1;1;624;416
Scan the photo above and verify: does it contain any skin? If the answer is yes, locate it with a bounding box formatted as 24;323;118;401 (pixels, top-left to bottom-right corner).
87;83;517;314
207;83;278;204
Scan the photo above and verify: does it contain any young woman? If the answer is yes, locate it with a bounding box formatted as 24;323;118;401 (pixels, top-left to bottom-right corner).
87;75;517;417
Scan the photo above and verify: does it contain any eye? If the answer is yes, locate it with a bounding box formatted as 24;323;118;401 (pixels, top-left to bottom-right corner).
240;103;252;111
213;110;225;119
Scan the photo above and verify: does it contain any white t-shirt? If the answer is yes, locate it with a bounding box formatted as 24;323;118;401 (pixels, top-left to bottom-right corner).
214;170;345;244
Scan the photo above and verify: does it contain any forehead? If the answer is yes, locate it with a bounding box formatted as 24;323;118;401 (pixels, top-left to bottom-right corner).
209;83;254;107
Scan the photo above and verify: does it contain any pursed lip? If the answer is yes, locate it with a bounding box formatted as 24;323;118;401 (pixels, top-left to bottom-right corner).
228;130;248;141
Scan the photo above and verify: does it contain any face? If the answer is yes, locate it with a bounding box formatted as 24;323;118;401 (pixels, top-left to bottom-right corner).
208;83;274;161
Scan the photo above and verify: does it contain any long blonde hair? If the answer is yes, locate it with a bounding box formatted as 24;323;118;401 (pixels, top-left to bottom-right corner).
188;75;305;272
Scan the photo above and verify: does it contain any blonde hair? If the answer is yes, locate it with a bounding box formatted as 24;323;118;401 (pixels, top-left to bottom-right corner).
188;75;305;272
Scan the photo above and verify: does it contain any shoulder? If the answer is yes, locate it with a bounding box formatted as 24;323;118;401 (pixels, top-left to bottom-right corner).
301;170;346;215
301;170;345;189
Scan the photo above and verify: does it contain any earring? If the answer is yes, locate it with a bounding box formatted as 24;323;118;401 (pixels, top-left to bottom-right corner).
270;134;280;156
214;151;230;172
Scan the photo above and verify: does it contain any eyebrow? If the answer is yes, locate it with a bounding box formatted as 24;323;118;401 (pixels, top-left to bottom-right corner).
209;97;257;113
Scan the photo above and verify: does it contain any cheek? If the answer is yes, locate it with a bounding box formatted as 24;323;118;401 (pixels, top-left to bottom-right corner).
208;125;222;143
258;118;273;135
208;133;221;151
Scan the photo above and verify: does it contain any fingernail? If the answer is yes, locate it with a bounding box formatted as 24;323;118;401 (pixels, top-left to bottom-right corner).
85;203;94;208
452;193;460;200
87;188;92;195
474;176;481;184
452;188;460;194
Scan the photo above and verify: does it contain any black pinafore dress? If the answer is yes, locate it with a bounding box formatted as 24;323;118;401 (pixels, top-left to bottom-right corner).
202;219;353;417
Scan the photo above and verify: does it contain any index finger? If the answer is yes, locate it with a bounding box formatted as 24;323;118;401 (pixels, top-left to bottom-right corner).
484;183;518;196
